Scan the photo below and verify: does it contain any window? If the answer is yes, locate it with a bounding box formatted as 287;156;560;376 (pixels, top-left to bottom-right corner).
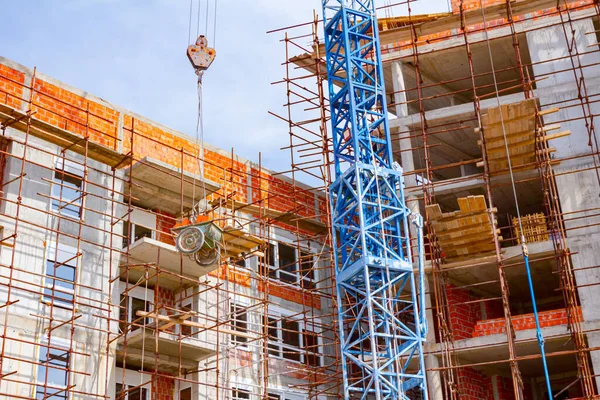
178;298;197;338
123;221;154;247
115;367;151;400
116;384;148;400
266;241;316;289
234;258;246;268
267;311;322;366
267;392;306;400
52;157;84;218
267;315;301;362
119;288;152;334
299;250;315;290
278;243;297;284
35;340;70;399
303;329;321;367
232;388;251;399
44;243;77;308
230;303;248;346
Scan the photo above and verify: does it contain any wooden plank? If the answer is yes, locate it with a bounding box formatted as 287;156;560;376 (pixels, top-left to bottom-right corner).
137;311;255;339
482;107;559;128
478;125;562;147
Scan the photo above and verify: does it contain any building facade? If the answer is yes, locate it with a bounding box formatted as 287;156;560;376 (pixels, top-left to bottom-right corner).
0;57;338;400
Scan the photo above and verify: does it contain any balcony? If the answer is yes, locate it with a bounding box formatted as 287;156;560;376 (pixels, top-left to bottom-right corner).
122;236;219;282
116;325;216;373
126;156;220;215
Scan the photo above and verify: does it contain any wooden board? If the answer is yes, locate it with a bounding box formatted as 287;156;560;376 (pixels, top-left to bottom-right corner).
222;226;265;259
513;213;549;244
426;195;497;259
478;99;568;175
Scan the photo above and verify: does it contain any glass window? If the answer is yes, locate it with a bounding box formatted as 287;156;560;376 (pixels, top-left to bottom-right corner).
266;243;276;279
268;394;281;400
300;250;315;289
44;260;76;307
303;329;321;367
232;388;251;399
116;384;148;400
52;158;84;218
265;241;316;289
267;316;279;357
35;342;70;399
267;315;302;362
278;243;297;284
44;244;77;308
230;303;248;345
180;303;195;337
235;258;246;268
123;221;154;247
119;294;150;333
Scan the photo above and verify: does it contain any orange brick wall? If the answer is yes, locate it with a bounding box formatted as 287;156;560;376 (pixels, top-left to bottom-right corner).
156;210;176;246
451;0;504;13
32;80;120;149
473;307;583;337
447;284;482;340
0;64;24;109
153;374;175;400
457;368;493;400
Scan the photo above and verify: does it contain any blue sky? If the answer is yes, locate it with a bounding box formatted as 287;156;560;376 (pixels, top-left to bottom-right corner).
0;0;449;173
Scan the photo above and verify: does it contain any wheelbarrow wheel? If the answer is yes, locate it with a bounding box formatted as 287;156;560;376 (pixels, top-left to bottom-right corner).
176;226;205;254
194;244;221;266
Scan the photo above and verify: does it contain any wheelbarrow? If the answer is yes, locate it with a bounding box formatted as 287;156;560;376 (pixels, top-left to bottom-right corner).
172;217;223;267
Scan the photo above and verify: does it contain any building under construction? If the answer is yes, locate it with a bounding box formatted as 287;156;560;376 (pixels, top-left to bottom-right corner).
1;0;600;399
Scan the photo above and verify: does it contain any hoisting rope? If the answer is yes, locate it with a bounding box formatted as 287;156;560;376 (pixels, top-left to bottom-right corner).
186;0;219;221
479;1;553;397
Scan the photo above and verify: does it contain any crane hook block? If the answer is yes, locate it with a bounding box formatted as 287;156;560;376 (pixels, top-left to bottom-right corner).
187;35;216;72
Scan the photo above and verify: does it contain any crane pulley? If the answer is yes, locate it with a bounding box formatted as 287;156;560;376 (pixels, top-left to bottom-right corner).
187;35;216;78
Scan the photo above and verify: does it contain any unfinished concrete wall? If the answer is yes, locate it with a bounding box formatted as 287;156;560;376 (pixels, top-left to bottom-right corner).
0;127;122;399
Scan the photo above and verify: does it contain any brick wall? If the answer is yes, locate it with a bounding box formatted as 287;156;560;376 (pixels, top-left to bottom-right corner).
153;374;175;400
457;368;492;399
156;286;175;311
451;0;504;13
447;284;482;340
0;64;24;109
495;375;514;399
473;307;583;337
156;210;176;246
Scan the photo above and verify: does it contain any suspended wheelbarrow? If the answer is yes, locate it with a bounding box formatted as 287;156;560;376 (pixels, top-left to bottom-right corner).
172;217;223;267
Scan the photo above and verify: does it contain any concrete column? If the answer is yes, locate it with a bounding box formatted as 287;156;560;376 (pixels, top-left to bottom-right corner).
392;60;444;400
491;375;501;400
391;62;418;197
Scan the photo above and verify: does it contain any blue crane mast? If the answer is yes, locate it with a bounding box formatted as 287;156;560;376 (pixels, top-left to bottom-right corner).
321;1;429;398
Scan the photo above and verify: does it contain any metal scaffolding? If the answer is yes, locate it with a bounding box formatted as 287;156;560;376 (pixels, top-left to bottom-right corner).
275;0;600;398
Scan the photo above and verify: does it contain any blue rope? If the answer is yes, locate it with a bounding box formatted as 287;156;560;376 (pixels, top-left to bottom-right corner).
522;244;553;397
